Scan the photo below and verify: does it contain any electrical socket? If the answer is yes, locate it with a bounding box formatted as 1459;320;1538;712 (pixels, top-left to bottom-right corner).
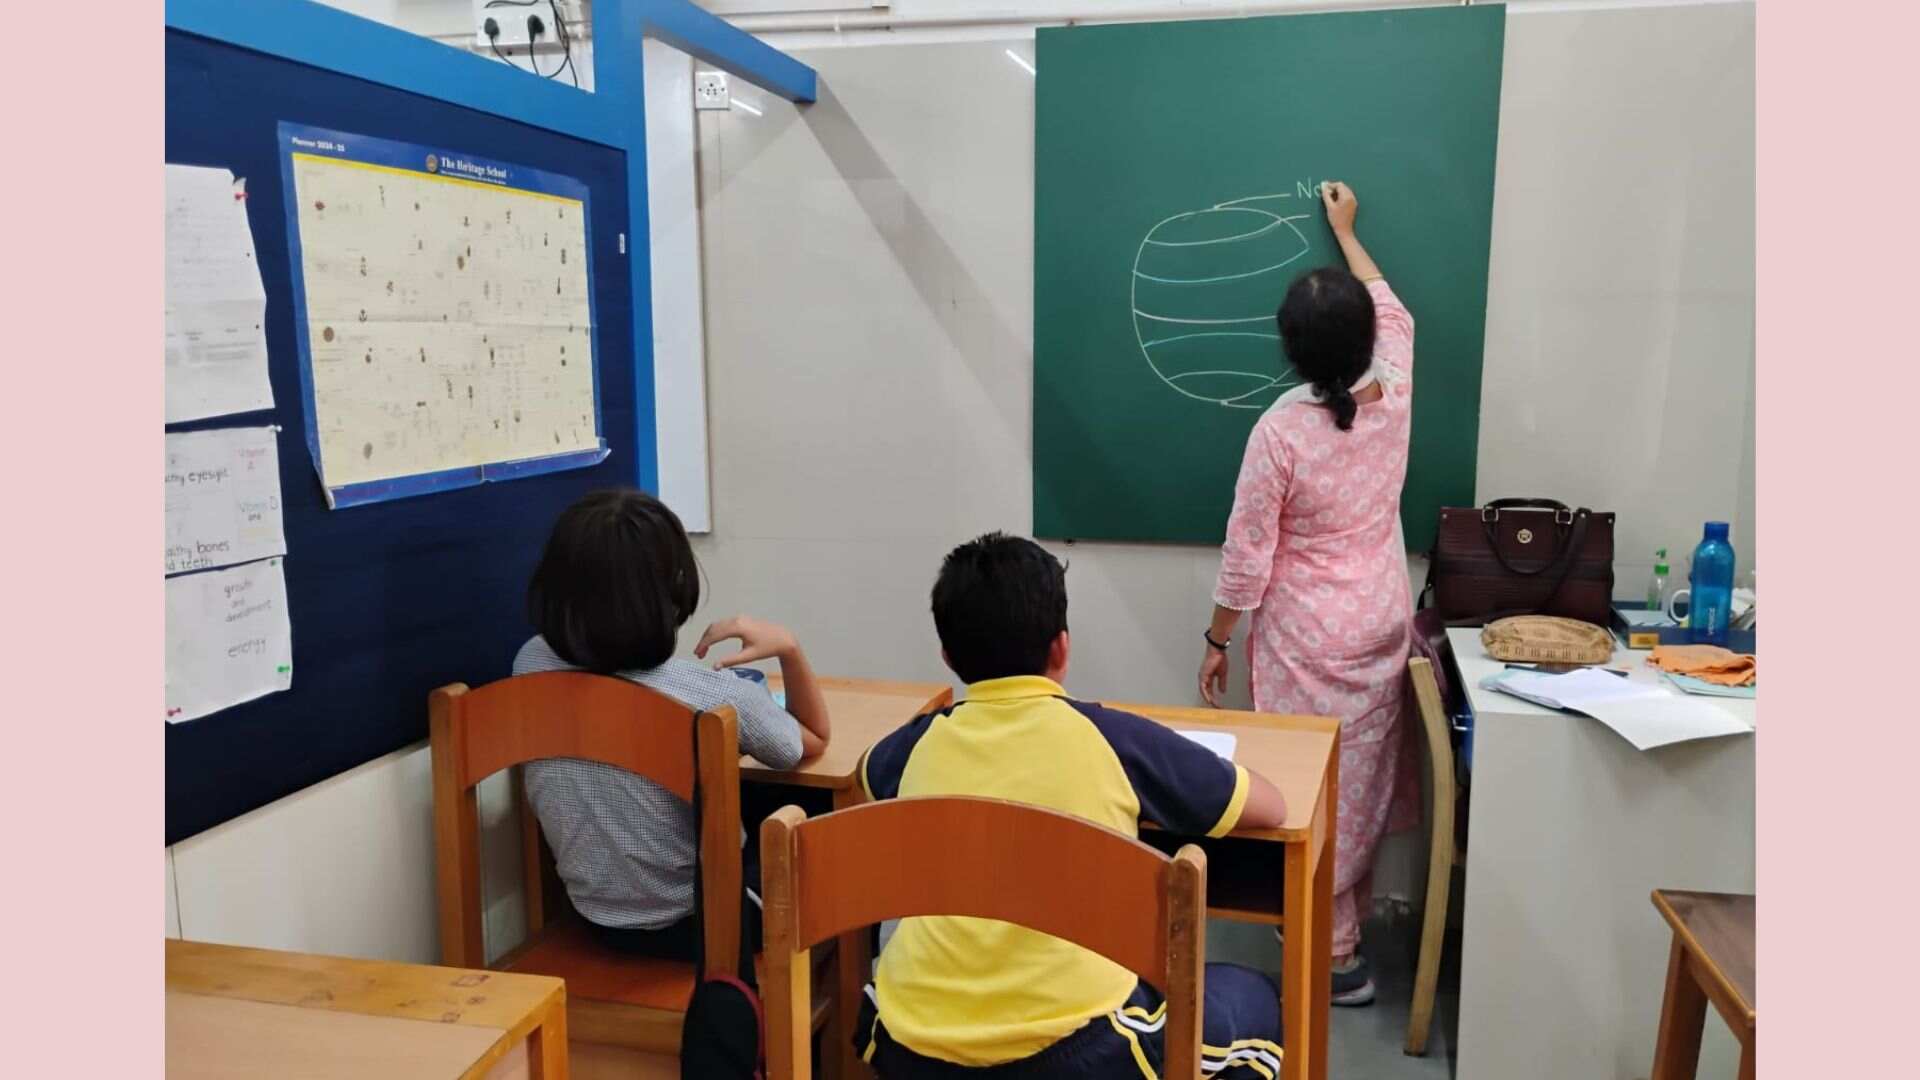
474;0;550;49
694;71;730;111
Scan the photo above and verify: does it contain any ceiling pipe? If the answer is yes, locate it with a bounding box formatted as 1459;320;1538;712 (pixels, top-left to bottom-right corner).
722;0;1738;36
726;2;1418;35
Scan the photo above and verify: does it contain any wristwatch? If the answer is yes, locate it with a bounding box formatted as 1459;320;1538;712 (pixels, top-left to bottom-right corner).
1203;629;1230;652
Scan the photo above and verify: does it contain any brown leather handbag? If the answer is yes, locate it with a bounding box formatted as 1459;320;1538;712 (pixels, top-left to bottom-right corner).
1421;499;1616;627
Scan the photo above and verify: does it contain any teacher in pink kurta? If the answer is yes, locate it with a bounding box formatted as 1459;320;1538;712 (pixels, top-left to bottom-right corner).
1198;181;1416;1007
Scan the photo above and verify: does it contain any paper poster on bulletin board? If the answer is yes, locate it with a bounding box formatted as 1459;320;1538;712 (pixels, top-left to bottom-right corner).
277;122;606;508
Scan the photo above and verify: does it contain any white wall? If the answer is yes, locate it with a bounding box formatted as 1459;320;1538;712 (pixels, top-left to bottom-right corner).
646;39;717;530
167;743;532;965
170;745;440;961
1478;1;1755;590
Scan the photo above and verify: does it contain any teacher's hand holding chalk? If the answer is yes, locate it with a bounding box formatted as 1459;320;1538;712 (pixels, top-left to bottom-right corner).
1320;180;1382;282
1322;180;1359;233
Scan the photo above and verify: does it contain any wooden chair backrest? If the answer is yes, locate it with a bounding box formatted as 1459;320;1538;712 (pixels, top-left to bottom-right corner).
1407;658;1455;796
760;797;1208;1080
429;672;742;980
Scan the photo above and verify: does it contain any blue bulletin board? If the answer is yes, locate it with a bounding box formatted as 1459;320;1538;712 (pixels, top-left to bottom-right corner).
164;0;815;844
276;123;609;508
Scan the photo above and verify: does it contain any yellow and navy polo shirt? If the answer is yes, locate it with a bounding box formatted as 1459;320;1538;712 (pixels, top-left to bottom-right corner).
858;674;1251;1066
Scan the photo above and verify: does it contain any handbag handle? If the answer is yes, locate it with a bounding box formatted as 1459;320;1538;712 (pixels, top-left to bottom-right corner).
1478;507;1587;578
1483;497;1570;513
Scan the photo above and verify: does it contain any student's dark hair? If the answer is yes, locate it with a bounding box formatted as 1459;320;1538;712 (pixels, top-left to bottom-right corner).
1277;266;1377;431
931;532;1068;685
527;488;699;674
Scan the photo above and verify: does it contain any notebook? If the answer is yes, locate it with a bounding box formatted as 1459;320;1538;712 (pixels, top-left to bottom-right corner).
1663;673;1756;699
1481;668;1752;751
1175;730;1237;761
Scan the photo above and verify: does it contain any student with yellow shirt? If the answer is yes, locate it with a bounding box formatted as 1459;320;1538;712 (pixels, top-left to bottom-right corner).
854;533;1289;1079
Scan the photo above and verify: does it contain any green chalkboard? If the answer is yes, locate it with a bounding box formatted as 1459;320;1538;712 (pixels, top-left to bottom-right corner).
1033;6;1505;550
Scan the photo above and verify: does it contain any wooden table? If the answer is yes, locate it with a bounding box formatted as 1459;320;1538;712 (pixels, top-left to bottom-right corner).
167;938;569;1079
1650;890;1756;1080
1114;700;1340;1080
747;677;1338;1080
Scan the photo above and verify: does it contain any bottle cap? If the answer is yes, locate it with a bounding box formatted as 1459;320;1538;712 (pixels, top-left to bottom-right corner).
1704;521;1730;539
1653;548;1668;574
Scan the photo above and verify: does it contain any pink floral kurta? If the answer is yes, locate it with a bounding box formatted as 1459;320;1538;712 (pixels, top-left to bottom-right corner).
1213;279;1418;956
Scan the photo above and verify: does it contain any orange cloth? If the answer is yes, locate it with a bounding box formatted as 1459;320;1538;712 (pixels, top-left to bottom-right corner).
1648;645;1756;687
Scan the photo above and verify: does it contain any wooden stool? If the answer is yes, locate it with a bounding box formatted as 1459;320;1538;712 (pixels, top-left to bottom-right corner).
1649;890;1755;1080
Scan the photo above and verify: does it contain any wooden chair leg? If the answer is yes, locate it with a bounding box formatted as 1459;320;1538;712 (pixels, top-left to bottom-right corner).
1404;756;1455;1057
1402;841;1451;1055
1650;936;1707;1080
1736;1034;1754;1080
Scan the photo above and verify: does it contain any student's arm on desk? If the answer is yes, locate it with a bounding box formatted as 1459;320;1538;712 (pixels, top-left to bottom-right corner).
696;616;832;761
1235;768;1288;831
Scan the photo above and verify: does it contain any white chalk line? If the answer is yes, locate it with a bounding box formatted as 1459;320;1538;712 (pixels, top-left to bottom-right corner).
1142;209;1289;248
1133;311;1272;326
1214;192;1296;208
1142;330;1279;348
1134;249;1311;285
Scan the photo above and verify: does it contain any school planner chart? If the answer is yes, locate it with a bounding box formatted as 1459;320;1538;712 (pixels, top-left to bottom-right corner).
281;125;602;498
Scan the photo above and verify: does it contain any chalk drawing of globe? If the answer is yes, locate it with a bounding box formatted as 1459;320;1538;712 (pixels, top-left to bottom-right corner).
1132;195;1312;410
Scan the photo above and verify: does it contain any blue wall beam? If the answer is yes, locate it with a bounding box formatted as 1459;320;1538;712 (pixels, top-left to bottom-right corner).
165;0;624;148
165;0;818;498
613;0;817;104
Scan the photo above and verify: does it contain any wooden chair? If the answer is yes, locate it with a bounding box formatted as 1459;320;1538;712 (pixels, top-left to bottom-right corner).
1404;656;1464;1056
759;796;1209;1080
429;672;750;1056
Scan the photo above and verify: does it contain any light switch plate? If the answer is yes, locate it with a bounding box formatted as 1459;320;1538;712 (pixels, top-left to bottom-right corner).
695;71;731;111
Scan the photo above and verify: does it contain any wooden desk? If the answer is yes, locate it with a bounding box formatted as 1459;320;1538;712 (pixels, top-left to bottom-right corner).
167;938;569;1080
743;676;955;790
1650;890;1756;1080
1114;701;1339;1080
747;678;1337;1080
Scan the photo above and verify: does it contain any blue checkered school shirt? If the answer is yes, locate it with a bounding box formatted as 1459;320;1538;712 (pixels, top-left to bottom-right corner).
512;636;804;929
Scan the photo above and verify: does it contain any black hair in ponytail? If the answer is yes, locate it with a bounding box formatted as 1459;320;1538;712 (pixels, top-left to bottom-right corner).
1277;267;1376;432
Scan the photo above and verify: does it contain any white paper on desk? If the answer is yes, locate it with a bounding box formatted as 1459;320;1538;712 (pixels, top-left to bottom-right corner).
166;164;273;423
1500;669;1752;751
1177;730;1238;761
165;427;286;574
165;557;294;723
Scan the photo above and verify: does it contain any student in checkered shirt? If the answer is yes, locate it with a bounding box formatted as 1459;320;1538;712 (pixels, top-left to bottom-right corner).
513;489;833;968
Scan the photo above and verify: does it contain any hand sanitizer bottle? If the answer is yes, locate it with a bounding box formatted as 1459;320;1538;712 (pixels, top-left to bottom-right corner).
1646;549;1669;615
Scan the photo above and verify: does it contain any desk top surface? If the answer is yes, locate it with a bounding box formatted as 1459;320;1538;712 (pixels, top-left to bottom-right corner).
166;992;508;1080
751;676;1337;842
742;675;955;788
1449;627;1757;727
166;938;561;1078
1652;889;1756;1017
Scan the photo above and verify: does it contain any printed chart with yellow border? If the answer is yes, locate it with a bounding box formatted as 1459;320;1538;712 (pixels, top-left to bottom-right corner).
277;122;605;508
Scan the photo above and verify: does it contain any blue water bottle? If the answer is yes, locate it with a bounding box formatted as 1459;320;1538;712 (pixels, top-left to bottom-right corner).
1686;522;1737;646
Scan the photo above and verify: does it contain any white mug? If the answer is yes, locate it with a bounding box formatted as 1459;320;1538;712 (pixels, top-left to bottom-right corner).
1665;588;1691;624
